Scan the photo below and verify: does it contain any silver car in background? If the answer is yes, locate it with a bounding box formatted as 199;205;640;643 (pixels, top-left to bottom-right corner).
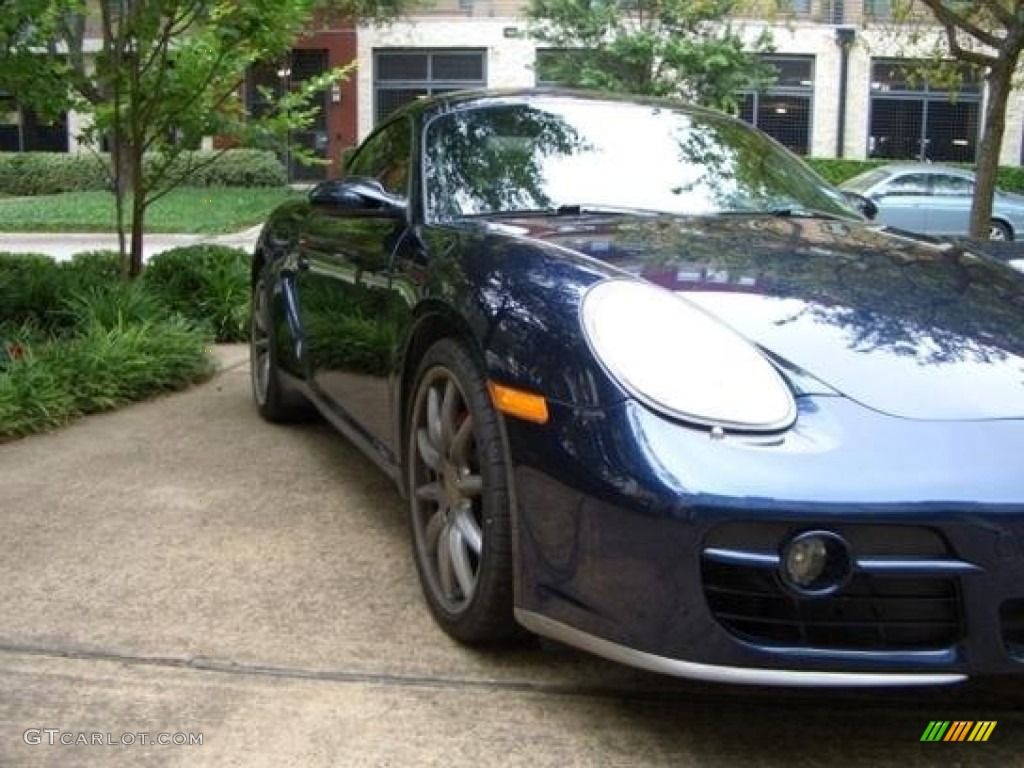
840;164;1024;241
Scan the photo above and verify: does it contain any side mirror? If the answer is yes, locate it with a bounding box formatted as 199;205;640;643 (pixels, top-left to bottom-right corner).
309;177;406;216
842;190;878;221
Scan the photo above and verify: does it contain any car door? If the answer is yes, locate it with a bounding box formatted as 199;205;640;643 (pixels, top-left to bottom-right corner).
871;172;933;233
295;116;413;462
923;172;973;236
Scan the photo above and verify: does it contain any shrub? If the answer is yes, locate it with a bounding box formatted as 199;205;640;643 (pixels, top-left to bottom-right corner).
64;250;123;283
0;245;251;343
156;150;287;188
0;251;130;335
0;316;214;439
995;166;1024;195
0;252;64;332
804;157;1024;197
143;244;250;342
0;153;108;196
0;149;286;196
803;158;887;186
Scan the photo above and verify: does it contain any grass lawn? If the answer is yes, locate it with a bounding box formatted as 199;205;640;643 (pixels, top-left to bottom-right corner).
0;187;301;234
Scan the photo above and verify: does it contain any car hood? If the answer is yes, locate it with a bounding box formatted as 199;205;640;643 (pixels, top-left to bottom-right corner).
487;214;1024;421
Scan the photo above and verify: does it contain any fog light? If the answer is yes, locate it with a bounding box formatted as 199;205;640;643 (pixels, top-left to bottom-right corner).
780;531;852;596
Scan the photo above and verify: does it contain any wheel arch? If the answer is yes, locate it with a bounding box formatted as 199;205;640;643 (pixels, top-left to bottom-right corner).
397;305;485;492
251;247;266;286
398;310;525;625
991;217;1014;241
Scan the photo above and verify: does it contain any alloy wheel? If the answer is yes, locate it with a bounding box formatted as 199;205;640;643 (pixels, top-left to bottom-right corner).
409;367;486;613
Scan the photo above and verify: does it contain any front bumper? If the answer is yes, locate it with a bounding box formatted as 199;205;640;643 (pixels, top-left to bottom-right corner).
507;395;1024;685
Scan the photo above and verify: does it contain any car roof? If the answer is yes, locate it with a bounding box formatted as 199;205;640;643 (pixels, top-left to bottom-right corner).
386;87;722;123
876;163;975;178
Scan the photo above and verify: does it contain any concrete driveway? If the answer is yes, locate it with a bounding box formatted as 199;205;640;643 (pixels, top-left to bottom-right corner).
1;351;1022;767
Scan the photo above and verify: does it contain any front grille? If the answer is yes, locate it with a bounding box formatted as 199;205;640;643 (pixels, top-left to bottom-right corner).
1001;599;1024;660
701;523;965;652
703;560;963;650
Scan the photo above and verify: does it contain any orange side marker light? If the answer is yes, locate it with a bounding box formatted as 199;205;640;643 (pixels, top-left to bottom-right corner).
488;382;549;424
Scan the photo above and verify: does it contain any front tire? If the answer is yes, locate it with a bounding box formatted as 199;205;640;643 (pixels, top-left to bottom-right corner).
989;219;1012;241
407;339;517;643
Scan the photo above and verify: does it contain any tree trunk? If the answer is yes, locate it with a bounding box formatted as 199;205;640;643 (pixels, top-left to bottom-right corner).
128;143;146;279
971;58;1016;239
113;138;132;276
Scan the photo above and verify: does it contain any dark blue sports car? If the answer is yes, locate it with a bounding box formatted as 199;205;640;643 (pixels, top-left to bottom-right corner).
250;89;1024;687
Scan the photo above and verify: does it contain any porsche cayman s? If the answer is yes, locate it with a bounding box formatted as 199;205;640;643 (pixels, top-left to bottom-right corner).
250;90;1024;687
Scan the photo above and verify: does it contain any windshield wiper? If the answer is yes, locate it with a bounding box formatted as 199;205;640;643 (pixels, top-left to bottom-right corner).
715;207;849;221
551;204;662;216
765;206;849;220
458;204;663;219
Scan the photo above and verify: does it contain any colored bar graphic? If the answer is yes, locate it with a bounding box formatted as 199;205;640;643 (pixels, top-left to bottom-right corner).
921;721;997;742
921;722;950;742
968;722;997;742
944;722;973;741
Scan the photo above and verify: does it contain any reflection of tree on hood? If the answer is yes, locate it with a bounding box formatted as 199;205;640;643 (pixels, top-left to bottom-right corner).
616;216;1024;366
425;106;586;220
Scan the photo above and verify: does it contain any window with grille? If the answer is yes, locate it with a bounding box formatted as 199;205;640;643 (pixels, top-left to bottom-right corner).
869;58;981;163
738;55;814;155
0;93;68;153
374;50;486;125
864;0;894;21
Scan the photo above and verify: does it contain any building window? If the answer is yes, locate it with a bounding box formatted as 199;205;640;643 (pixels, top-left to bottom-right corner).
869;58;981;162
738;55;814;155
374;50;486;125
0;94;68;152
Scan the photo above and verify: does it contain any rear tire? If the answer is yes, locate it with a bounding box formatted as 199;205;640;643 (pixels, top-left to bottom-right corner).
250;278;307;423
407;338;518;643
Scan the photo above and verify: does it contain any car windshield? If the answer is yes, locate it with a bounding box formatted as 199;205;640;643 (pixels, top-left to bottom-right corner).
423;97;857;223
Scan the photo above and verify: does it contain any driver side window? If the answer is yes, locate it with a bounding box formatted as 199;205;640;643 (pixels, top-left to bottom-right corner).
346;118;412;198
879;174;931;197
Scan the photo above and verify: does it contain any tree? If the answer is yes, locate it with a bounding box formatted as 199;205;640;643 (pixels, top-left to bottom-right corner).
883;1;1024;240
0;0;396;278
526;0;774;111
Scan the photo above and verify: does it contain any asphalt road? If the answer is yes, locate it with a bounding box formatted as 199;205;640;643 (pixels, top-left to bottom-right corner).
1;350;1022;767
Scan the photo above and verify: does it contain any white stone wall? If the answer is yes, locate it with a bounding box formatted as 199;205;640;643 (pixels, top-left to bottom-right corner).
66;110;92;154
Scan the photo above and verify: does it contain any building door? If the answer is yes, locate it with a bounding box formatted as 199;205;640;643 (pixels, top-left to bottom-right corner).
288;50;330;182
248;49;330;182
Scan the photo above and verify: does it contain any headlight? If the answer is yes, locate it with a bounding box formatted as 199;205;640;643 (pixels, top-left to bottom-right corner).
580;279;796;432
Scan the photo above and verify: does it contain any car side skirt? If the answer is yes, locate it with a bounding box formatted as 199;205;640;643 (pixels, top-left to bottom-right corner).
514;609;967;688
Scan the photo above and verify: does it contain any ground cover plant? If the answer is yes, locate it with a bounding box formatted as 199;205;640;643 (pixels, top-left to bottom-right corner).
0;245;250;440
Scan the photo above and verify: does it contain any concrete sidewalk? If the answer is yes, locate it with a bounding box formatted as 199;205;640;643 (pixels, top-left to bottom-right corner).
0;226;260;262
